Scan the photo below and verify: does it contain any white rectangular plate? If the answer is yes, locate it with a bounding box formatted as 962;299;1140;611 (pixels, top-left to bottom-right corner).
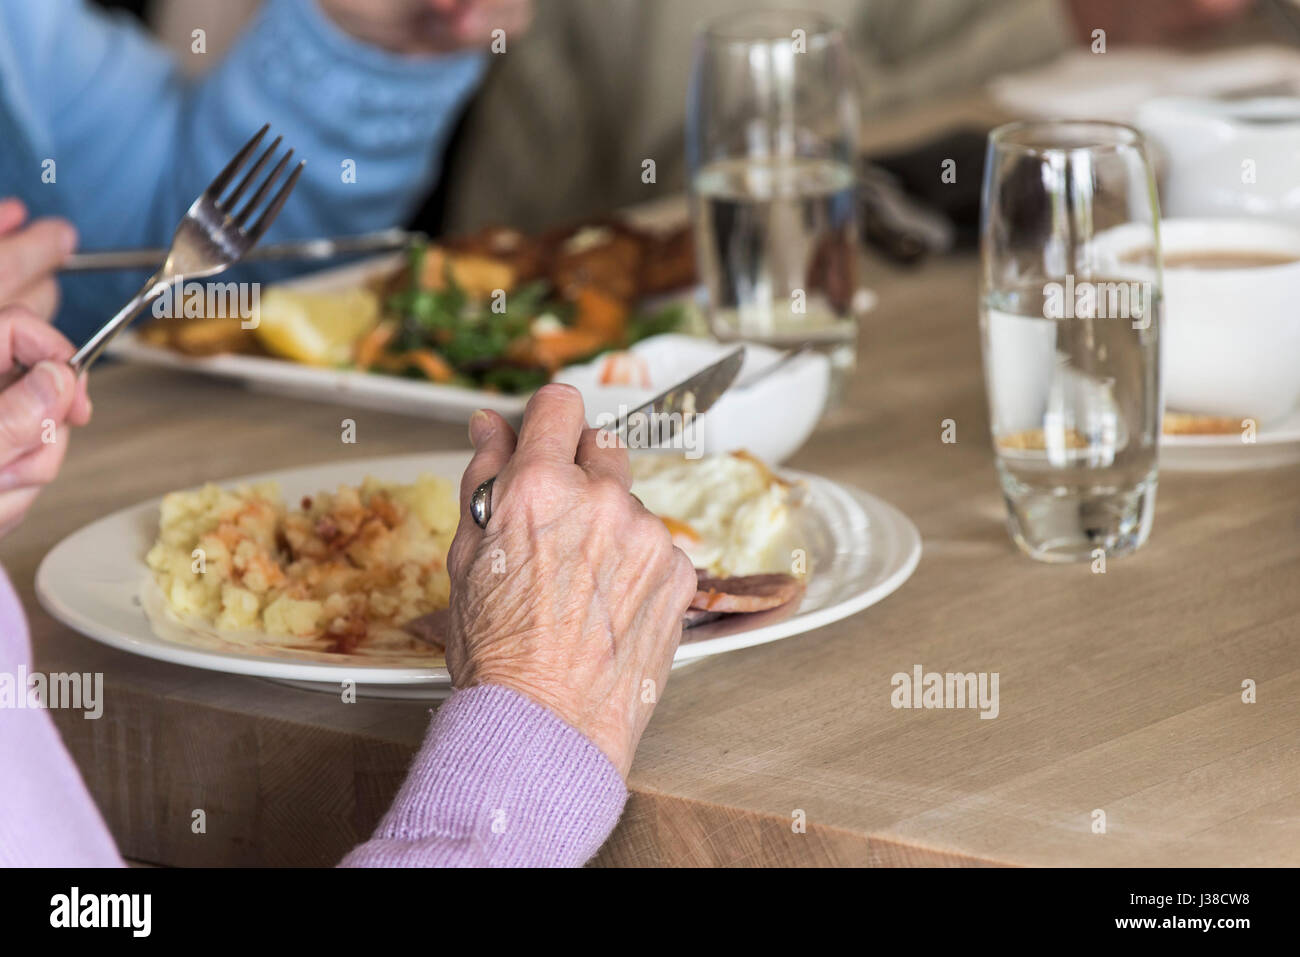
108;254;531;422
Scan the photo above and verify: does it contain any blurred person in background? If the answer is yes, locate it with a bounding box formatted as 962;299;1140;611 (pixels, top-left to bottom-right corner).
0;0;531;342
439;0;1256;232
126;0;1256;236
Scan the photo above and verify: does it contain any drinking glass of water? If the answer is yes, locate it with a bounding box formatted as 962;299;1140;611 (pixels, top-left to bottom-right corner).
686;11;861;402
979;121;1163;562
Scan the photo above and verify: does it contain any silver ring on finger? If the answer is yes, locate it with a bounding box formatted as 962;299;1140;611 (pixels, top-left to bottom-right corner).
470;476;496;529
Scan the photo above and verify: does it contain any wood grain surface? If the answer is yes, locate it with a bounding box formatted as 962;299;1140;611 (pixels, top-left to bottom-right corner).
5;95;1298;867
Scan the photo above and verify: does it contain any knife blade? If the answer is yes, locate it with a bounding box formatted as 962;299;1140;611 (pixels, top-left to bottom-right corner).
611;346;745;446
60;228;417;272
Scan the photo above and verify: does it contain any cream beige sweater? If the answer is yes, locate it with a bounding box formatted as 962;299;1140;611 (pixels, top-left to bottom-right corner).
436;0;1072;232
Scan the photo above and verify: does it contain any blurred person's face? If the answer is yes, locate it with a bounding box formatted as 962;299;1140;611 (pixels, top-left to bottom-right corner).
317;0;534;54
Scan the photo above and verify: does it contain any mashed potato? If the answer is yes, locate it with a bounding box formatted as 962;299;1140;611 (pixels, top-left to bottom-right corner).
146;475;458;656
630;451;802;577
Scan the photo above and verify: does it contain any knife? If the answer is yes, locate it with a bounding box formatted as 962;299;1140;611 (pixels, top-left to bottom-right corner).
469;347;746;529
60;228;417;272
610;346;746;446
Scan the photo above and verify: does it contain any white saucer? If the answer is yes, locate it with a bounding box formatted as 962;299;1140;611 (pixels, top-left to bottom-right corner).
1160;406;1300;471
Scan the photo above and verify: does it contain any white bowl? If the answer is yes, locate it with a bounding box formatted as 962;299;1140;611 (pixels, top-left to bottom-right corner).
553;334;830;464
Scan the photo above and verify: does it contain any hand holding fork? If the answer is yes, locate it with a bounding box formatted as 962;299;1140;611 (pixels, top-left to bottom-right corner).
0;123;305;389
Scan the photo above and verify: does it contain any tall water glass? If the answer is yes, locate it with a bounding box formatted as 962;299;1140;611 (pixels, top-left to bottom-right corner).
979;121;1163;562
686;10;861;402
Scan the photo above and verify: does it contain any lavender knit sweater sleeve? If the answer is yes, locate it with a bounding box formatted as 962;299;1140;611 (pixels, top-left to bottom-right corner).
0;566;625;868
341;685;628;868
0;571;122;867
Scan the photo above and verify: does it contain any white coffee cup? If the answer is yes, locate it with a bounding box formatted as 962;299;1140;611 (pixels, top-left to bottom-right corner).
1098;218;1300;425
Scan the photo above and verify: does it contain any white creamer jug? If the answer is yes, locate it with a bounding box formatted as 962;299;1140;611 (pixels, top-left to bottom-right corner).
1136;96;1300;222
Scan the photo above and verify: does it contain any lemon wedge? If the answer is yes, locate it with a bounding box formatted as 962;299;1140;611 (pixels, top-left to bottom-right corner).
253;288;380;366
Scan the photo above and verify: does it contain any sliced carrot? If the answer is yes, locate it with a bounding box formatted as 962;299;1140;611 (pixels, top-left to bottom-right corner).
419;246;516;299
729;449;791;488
418;246;451;290
404;349;456;383
660;516;699;543
573;286;628;342
526;329;608;371
354;320;398;369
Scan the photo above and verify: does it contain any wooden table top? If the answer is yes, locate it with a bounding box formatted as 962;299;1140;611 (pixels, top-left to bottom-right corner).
8;95;1300;867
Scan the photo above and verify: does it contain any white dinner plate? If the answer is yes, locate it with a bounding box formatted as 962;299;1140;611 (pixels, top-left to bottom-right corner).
1159;406;1300;471
36;452;922;698
107;255;533;423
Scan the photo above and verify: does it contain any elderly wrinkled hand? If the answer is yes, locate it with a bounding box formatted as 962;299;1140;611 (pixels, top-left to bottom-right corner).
319;0;534;54
444;384;697;777
0;307;92;538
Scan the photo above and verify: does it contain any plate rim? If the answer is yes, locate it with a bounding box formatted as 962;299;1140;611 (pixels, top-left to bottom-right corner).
109;334;533;418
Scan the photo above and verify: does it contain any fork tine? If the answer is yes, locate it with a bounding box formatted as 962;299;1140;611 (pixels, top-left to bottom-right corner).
220;134;282;213
247;160;305;242
205;123;269;199
233;149;292;228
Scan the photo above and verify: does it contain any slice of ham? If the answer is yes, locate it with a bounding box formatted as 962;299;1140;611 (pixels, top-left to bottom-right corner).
691;572;805;614
404;571;806;645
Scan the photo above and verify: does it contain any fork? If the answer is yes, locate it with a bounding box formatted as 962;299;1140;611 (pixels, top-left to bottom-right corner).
1;124;304;389
69;124;305;372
